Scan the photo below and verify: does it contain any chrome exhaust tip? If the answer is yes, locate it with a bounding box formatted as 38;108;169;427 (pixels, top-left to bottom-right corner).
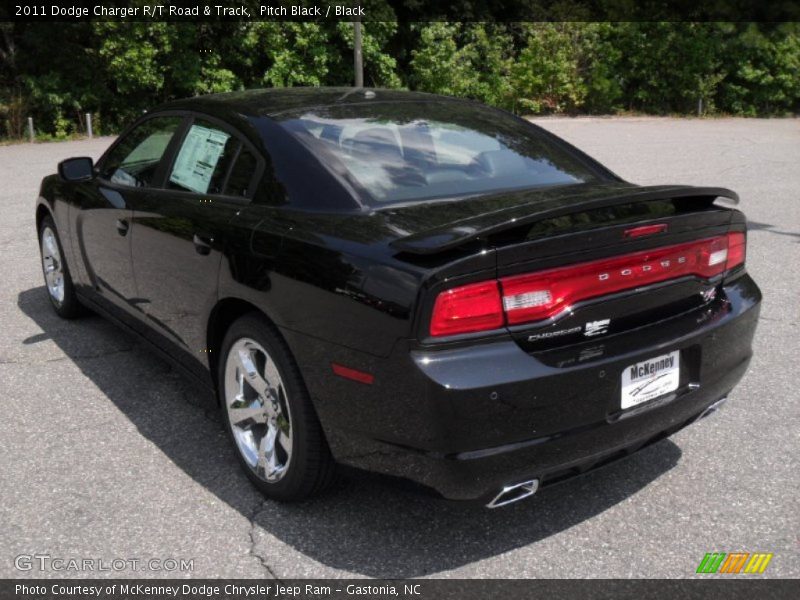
486;479;539;509
700;396;728;419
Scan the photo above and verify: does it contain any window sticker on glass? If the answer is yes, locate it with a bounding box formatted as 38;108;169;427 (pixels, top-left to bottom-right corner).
169;124;230;194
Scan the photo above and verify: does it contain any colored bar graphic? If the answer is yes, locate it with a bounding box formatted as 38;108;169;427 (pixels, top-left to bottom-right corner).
697;553;727;573
719;553;749;573
744;553;774;574
697;552;773;574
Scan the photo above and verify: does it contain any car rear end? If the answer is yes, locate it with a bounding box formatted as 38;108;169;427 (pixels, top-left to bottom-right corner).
343;190;760;505
270;97;760;505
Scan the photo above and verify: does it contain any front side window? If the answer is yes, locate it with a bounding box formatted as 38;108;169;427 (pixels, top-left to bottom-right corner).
168;120;240;195
279;102;601;205
100;116;183;188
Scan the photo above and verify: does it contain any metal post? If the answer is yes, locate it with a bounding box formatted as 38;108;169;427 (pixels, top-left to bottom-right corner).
86;113;93;138
354;21;363;88
697;97;703;117
27;117;34;143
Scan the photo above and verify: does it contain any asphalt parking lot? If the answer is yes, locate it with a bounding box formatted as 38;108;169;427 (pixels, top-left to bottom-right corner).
0;117;797;579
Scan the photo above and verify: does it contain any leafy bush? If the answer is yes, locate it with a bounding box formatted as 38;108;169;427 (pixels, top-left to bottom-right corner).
511;23;590;113
0;21;797;139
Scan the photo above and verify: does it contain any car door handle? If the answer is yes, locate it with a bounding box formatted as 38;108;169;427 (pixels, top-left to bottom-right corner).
193;233;214;255
116;219;129;236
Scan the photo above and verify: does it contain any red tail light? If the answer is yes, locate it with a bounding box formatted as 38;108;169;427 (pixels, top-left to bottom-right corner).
429;280;503;337
429;233;746;337
726;232;746;270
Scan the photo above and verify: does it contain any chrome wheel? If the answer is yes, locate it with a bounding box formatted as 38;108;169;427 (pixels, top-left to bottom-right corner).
223;338;293;483
41;226;65;304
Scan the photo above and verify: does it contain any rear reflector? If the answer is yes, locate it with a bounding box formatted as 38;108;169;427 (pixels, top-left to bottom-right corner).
331;363;374;385
429;232;746;336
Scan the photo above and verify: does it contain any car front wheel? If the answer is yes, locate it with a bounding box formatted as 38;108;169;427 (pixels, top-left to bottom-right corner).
219;314;335;501
38;215;84;319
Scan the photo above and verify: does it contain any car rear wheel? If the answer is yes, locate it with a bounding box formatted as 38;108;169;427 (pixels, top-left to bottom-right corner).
218;314;336;501
39;215;84;319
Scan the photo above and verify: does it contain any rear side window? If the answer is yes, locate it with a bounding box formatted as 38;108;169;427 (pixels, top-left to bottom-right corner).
168;120;240;194
224;148;257;197
100;116;183;187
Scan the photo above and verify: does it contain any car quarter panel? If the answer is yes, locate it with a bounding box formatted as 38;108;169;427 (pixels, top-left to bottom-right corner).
219;208;427;359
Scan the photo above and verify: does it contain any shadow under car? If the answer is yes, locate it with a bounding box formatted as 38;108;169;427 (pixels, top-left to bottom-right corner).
17;285;682;577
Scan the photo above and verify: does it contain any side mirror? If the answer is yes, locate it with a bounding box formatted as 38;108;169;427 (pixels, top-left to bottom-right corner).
58;157;95;182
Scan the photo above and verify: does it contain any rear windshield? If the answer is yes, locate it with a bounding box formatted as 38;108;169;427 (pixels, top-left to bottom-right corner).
278;101;600;205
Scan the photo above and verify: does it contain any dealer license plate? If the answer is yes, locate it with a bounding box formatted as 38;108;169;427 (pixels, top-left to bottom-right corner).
621;350;680;409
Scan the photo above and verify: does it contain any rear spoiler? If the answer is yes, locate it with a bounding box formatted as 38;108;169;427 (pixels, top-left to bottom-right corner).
390;185;739;255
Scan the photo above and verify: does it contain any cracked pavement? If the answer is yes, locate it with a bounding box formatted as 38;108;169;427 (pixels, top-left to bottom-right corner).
0;118;797;579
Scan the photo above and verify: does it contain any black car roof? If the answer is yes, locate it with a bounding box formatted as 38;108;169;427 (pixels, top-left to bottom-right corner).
157;87;457;121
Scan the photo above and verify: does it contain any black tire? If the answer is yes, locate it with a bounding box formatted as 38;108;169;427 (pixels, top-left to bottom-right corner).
218;313;336;501
38;215;85;319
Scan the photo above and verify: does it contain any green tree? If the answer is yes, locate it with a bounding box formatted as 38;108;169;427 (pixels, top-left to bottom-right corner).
718;23;800;116
333;21;401;87
511;23;589;114
2;20;799;140
14;23;102;137
410;23;513;108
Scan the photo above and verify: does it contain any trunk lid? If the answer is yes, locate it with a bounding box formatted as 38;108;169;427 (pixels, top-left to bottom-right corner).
384;182;737;255
390;183;741;351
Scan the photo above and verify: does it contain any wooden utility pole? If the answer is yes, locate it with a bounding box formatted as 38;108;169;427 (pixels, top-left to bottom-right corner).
354;20;363;88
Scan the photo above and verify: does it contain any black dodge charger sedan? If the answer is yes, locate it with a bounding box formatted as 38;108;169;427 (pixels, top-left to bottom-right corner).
36;88;761;507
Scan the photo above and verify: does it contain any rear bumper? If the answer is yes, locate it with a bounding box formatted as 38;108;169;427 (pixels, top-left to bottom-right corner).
387;356;747;503
292;274;761;501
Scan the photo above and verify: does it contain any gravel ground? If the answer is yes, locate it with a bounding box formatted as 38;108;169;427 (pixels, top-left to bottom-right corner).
0;117;797;579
